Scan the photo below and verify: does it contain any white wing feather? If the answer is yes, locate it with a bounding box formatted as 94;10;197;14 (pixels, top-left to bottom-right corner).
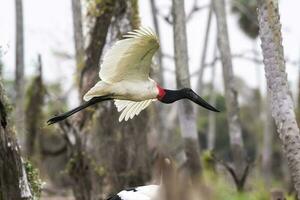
114;99;156;122
99;27;159;83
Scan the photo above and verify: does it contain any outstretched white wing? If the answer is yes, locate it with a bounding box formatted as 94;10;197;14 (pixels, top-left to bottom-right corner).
99;27;159;83
114;99;156;122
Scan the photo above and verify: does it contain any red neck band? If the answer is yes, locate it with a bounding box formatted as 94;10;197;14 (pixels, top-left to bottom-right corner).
156;84;166;100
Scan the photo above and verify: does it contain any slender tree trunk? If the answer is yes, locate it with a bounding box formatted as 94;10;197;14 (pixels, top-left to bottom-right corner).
72;0;84;71
297;50;300;110
66;1;117;199
77;0;117;127
0;55;3;76
257;0;300;197
25;55;44;157
196;2;213;97
15;0;25;145
150;0;175;159
172;0;202;178
60;0;150;198
207;43;218;151
261;92;274;187
207;63;217;151
0;77;32;200
150;0;164;86
91;0;152;194
213;0;247;189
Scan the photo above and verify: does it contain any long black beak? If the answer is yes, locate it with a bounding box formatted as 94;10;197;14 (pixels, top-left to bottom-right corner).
186;89;219;112
47;95;112;125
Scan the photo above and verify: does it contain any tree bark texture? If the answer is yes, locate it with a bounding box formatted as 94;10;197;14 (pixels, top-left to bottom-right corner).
66;1;118;199
72;0;85;71
25;55;44;157
15;0;25;146
76;0;117;128
90;0;152;194
207;63;217;151
172;0;202;178
196;2;213;97
262;92;274;186
0;78;32;199
213;0;247;182
257;0;300;197
298;57;300;109
79;0;117;100
150;0;164;86
58;1;151;199
150;0;174;158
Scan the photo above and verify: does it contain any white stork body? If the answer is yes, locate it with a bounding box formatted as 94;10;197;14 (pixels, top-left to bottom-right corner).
84;79;158;102
108;185;160;200
106;158;175;200
83;27;160;122
47;27;219;125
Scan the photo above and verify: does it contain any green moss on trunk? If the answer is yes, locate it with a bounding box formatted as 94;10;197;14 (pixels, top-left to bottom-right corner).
130;0;140;29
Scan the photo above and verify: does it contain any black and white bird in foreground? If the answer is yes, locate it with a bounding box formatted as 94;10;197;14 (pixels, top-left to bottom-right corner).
47;27;219;125
106;158;176;200
107;185;160;200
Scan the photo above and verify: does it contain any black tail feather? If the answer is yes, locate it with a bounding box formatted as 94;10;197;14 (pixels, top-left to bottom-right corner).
47;96;112;125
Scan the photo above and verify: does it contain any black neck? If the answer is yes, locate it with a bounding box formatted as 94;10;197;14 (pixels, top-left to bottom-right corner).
47;96;112;125
159;88;219;112
159;89;186;104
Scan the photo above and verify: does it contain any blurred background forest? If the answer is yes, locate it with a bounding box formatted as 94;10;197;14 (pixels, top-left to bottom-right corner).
1;0;300;199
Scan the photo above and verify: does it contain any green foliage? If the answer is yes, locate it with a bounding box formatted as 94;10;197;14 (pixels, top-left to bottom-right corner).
24;160;43;199
44;83;68;115
202;168;271;200
231;0;259;39
201;150;215;172
130;0;140;29
25;75;45;119
87;0;116;17
197;88;264;161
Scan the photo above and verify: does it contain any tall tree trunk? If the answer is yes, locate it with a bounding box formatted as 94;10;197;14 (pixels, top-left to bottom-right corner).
66;1;117;199
196;2;213;97
213;0;247;190
0;54;3;76
91;0;152;194
150;0;173;159
25;55;44;157
15;0;25;146
297;50;300;110
61;0;150;199
150;0;164;86
207;62;217;151
257;0;300;197
261;92;274;187
172;0;202;178
0;77;32;200
72;0;84;71
78;0;117;126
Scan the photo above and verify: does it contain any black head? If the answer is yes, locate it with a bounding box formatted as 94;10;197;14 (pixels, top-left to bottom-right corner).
158;88;219;112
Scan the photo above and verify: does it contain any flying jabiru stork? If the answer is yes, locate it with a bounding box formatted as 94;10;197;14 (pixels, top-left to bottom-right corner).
47;27;219;125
